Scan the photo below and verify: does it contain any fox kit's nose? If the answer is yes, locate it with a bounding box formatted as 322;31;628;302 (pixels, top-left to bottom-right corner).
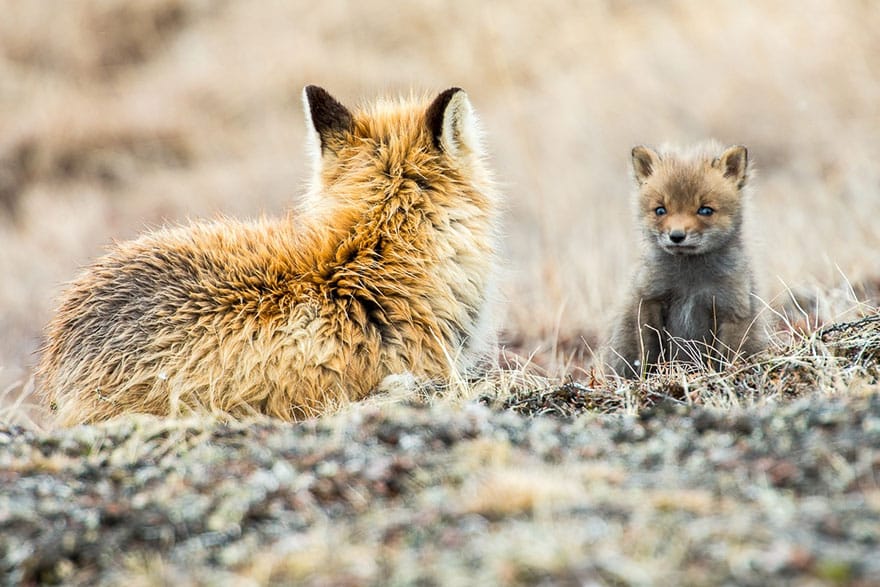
669;230;686;244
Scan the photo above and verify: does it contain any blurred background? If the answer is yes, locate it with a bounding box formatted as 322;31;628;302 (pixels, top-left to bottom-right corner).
1;0;879;403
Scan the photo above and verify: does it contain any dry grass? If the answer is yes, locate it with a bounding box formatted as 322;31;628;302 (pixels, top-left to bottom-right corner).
0;0;879;423
484;311;880;418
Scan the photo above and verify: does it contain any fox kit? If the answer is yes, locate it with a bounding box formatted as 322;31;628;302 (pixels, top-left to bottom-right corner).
38;86;501;425
606;142;766;378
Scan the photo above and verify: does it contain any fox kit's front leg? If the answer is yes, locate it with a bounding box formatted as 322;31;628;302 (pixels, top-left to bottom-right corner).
607;297;665;378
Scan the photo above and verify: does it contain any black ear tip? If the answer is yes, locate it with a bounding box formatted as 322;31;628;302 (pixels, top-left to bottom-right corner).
304;86;353;148
304;85;328;101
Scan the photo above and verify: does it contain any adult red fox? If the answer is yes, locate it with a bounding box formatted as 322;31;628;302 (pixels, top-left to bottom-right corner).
38;86;501;425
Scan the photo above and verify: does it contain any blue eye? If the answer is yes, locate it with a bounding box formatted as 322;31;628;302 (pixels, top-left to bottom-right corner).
697;206;714;216
655;206;667;216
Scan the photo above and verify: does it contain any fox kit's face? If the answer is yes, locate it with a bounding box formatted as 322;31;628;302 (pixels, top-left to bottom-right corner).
632;144;749;256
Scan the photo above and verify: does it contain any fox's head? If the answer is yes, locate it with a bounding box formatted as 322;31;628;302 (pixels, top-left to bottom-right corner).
299;85;493;218
631;143;749;256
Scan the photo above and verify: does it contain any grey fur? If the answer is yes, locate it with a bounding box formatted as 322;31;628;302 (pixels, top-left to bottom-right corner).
606;143;767;378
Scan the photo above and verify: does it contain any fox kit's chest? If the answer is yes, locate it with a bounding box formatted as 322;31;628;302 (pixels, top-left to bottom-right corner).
662;289;718;342
640;250;744;341
642;266;728;341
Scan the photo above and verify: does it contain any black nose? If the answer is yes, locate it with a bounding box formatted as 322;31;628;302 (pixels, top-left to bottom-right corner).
669;231;686;244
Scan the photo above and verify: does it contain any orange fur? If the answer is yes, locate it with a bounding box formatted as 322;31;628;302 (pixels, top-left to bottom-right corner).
37;87;501;425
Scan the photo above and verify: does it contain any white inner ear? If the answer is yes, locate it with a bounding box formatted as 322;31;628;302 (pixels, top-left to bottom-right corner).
441;92;480;159
302;88;321;170
301;87;324;188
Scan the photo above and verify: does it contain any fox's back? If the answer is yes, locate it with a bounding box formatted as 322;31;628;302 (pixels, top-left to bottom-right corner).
39;219;336;415
52;220;309;333
38;86;501;425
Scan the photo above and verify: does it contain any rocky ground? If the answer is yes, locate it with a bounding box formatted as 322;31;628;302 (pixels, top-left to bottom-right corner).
2;317;879;586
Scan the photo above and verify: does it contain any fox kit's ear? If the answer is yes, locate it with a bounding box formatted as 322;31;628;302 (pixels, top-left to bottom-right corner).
303;85;353;156
714;145;749;189
631;146;660;184
426;87;479;158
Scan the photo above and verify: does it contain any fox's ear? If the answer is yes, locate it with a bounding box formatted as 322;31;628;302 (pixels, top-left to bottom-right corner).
631;146;659;183
714;145;749;189
303;85;353;156
426;88;479;158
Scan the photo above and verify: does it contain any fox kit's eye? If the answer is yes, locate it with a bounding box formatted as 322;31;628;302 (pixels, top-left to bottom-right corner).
697;206;714;216
655;206;667;216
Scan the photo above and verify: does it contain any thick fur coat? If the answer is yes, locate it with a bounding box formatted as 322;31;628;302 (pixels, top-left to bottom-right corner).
38;86;501;425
